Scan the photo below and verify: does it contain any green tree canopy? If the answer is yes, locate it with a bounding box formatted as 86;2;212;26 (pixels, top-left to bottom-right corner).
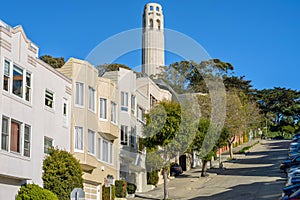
97;63;131;76
42;148;83;200
255;87;300;133
40;55;65;68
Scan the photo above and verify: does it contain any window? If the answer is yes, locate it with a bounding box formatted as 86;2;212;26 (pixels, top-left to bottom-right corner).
102;139;113;164
10;120;21;153
121;92;128;111
156;6;159;11
1;116;9;151
75;82;84;106
157;19;161;30
131;95;135;114
137;106;145;123
150;5;153;11
88;130;95;155
111;102;117;123
109;143;113;164
25;72;31;101
130;126;136;148
45;90;54;108
12;65;23;98
102;140;109;163
100;98;107;119
150;19;154;29
24;125;31;157
97;138;102;160
150;94;157;108
63;98;68;127
44;136;53;154
1;117;31;156
75;126;83;151
88;86;95;111
3;60;10;91
120;125;128;145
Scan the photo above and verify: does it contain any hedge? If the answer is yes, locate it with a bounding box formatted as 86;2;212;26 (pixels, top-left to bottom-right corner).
16;184;58;200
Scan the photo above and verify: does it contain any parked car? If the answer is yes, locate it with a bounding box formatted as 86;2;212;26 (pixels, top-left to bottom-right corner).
289;151;300;159
170;163;183;176
280;156;300;172
282;183;300;197
286;176;300;186
288;170;300;178
289;167;300;174
281;188;300;200
289;143;300;152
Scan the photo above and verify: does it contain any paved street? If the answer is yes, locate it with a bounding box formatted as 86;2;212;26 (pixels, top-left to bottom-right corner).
131;140;290;200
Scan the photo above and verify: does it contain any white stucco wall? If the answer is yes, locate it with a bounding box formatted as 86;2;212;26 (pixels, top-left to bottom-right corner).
0;20;71;199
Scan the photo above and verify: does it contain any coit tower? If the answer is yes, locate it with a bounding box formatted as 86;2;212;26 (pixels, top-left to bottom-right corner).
142;3;165;77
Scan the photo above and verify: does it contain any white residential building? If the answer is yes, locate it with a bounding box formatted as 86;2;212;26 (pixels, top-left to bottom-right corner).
0;20;72;199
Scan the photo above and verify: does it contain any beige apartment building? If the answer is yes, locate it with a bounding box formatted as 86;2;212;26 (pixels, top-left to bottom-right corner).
58;58;119;200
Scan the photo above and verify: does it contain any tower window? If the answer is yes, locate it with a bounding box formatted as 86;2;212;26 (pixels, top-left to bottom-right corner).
156;7;159;11
157;19;161;30
150;6;153;11
150;19;153;29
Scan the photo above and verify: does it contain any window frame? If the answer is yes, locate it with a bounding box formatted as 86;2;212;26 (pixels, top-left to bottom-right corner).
44;136;53;154
12;64;23;98
23;124;31;157
110;101;117;124
75;82;84;107
45;89;54;109
88;86;96;112
121;91;129;112
74;126;84;152
3;59;10;92
1;116;9;151
62;98;69;127
88;129;95;155
99;98;108;120
120;125;128;146
137;106;146;123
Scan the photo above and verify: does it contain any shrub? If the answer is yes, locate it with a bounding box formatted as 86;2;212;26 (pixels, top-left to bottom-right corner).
102;185;115;200
42;148;83;200
147;171;159;186
127;183;137;194
115;180;127;198
16;184;58;200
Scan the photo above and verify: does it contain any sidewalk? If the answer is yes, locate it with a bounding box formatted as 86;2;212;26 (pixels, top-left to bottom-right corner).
130;139;261;199
212;138;260;169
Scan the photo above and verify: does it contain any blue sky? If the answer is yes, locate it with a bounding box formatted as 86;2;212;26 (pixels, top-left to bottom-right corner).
1;0;299;90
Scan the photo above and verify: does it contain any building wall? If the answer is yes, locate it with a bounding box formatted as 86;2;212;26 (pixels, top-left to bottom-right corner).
0;20;71;199
59;58;119;200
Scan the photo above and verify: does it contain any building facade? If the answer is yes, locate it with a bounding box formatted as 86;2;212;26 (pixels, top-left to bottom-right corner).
103;69;171;192
0;20;72;199
58;58;119;200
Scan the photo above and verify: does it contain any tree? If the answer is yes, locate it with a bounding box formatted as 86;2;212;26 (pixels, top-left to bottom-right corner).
190;118;229;176
158;59;234;94
96;63;131;76
255;87;300;135
142;100;197;200
16;184;58;200
40;55;65;68
225;91;247;158
42;148;83;200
